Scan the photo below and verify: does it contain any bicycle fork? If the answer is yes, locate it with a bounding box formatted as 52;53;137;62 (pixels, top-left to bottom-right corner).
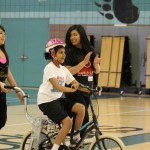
29;118;47;150
29;134;39;150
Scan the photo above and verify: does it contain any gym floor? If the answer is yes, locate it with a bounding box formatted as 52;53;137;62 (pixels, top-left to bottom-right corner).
0;91;150;150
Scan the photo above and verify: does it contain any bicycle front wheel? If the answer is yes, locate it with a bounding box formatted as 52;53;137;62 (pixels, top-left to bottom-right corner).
20;130;52;150
89;134;126;150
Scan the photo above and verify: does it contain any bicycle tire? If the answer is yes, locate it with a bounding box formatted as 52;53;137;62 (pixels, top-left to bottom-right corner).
89;134;126;150
20;130;52;150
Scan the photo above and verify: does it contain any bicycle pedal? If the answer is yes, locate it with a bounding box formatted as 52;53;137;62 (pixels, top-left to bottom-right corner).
59;145;70;150
43;143;53;149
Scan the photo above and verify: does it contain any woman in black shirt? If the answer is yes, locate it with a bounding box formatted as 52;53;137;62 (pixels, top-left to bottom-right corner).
64;25;100;137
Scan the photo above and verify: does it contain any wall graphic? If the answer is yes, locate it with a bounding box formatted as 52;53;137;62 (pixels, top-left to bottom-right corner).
95;0;140;24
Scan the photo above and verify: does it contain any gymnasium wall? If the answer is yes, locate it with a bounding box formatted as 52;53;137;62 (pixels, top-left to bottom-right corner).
0;0;150;87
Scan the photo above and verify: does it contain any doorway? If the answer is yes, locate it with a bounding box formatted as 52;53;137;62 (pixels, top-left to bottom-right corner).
2;18;49;87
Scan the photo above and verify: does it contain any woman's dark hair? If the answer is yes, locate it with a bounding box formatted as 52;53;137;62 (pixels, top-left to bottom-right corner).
65;24;96;69
0;25;9;63
44;45;64;60
65;25;92;53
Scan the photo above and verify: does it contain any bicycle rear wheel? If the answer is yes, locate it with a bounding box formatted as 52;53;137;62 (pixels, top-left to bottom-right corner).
89;134;126;150
20;130;52;150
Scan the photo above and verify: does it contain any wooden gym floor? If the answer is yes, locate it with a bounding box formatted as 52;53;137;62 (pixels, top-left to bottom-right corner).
0;91;150;150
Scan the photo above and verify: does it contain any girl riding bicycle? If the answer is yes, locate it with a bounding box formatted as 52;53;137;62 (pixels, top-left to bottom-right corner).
37;38;85;150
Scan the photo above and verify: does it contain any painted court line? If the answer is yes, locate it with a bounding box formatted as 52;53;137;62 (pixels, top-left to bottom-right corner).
101;108;150;116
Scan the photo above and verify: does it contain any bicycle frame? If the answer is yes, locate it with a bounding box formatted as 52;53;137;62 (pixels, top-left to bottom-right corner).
23;93;53;150
70;87;102;150
5;85;126;150
5;85;102;150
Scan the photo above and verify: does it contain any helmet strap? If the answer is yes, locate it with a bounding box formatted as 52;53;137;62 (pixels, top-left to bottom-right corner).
50;49;61;65
50;49;56;57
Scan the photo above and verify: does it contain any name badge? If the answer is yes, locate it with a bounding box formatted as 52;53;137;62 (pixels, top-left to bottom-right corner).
88;76;93;81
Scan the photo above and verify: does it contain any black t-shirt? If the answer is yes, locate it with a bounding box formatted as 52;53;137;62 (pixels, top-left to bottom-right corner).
0;56;9;82
64;47;96;87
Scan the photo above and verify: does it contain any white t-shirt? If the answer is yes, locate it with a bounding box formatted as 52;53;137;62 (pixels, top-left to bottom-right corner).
37;62;75;105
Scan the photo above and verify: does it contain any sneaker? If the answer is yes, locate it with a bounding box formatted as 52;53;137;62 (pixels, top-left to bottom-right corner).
70;138;80;148
70;138;92;148
70;138;85;148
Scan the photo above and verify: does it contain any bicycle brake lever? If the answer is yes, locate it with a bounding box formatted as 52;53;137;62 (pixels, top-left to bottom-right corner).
96;86;102;96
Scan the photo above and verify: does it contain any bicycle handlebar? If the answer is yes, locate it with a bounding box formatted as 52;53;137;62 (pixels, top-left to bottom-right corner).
4;85;15;89
4;85;40;125
4;85;102;126
4;85;29;98
79;84;102;95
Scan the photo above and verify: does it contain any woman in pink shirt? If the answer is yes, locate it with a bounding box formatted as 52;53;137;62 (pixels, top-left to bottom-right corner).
0;25;24;130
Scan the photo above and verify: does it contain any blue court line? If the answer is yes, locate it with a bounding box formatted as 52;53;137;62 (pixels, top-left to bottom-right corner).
1;132;150;149
122;133;150;146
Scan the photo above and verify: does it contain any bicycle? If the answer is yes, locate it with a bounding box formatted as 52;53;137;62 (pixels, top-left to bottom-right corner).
5;85;126;150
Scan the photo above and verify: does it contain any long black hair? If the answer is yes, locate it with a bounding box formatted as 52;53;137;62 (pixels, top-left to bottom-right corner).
65;25;93;53
0;25;9;63
65;25;96;68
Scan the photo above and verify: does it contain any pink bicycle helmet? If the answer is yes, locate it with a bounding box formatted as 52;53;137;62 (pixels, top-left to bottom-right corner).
45;38;65;53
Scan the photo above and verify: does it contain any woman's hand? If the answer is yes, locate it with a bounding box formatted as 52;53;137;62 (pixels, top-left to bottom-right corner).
93;55;101;64
16;91;24;104
83;51;93;65
71;83;79;92
0;82;12;93
93;55;101;74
